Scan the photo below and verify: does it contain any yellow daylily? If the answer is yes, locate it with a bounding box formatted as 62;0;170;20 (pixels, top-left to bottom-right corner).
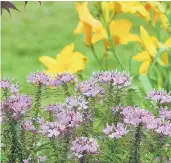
74;2;102;45
92;19;140;49
144;2;169;29
101;2;111;24
39;44;87;75
133;26;171;74
108;2;150;21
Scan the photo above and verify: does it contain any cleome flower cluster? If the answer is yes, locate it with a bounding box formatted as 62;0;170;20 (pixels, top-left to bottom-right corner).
2;94;32;120
1;71;171;163
71;137;99;158
0;77;19;94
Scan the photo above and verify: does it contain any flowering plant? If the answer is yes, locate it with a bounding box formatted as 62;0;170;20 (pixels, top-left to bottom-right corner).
1;70;171;163
1;1;171;163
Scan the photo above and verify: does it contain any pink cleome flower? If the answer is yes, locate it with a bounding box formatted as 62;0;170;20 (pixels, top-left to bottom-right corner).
71;137;99;158
103;123;129;139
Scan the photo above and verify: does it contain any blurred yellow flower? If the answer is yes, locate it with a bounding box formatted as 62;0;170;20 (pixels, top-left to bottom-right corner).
107;2;169;30
74;2;102;45
39;44;87;75
108;2;150;21
101;2;111;24
144;2;169;29
133;26;171;74
92;19;140;48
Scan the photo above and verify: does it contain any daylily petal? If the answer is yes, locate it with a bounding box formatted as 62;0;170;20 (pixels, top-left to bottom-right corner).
152;11;160;24
135;5;150;21
144;2;162;24
75;2;102;28
160;14;169;30
140;26;157;57
101;2;110;23
39;56;65;75
92;27;107;45
75;2;102;45
40;44;87;75
39;56;56;69
45;67;64;74
164;38;171;48
133;51;151;62
157;2;165;13
121;33;140;44
151;36;159;49
118;2;134;12
74;21;84;34
161;52;168;66
103;39;110;49
83;23;92;45
139;60;151;74
91;32;104;44
113;36;121;45
144;2;153;11
119;2;150;21
57;44;74;63
69;52;87;73
110;19;132;36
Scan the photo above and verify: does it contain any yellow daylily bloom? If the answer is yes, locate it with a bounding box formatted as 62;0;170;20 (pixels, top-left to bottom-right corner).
140;26;157;57
144;2;169;30
133;51;152;74
39;43;87;75
133;26;170;74
106;2;168;30
91;19;140;48
164;38;171;48
108;2;150;21
74;2;102;45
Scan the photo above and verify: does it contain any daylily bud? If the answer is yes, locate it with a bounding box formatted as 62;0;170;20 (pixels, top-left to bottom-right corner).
101;2;110;24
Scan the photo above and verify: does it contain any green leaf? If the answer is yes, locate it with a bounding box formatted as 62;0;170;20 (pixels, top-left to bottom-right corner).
139;74;153;94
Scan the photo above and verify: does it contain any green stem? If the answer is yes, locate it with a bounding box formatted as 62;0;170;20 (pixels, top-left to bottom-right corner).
63;83;70;97
148;49;168;75
21;130;28;158
34;85;42;118
3;89;9;100
60;133;71;163
90;44;103;69
79;155;86;163
9;119;23;162
128;124;142;163
78;73;84;81
51;139;59;163
104;22;124;70
113;88;121;125
32;85;42;160
2;89;10;159
82;97;94;137
156;134;165;163
106;83;114;123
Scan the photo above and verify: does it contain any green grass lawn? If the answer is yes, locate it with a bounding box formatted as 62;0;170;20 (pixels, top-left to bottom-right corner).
2;1;170;90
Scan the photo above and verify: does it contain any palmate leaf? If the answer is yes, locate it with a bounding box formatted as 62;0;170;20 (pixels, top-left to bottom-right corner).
1;1;19;14
24;1;41;8
1;1;41;15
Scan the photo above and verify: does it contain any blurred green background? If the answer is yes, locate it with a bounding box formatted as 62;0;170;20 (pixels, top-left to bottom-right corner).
1;2;170;88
